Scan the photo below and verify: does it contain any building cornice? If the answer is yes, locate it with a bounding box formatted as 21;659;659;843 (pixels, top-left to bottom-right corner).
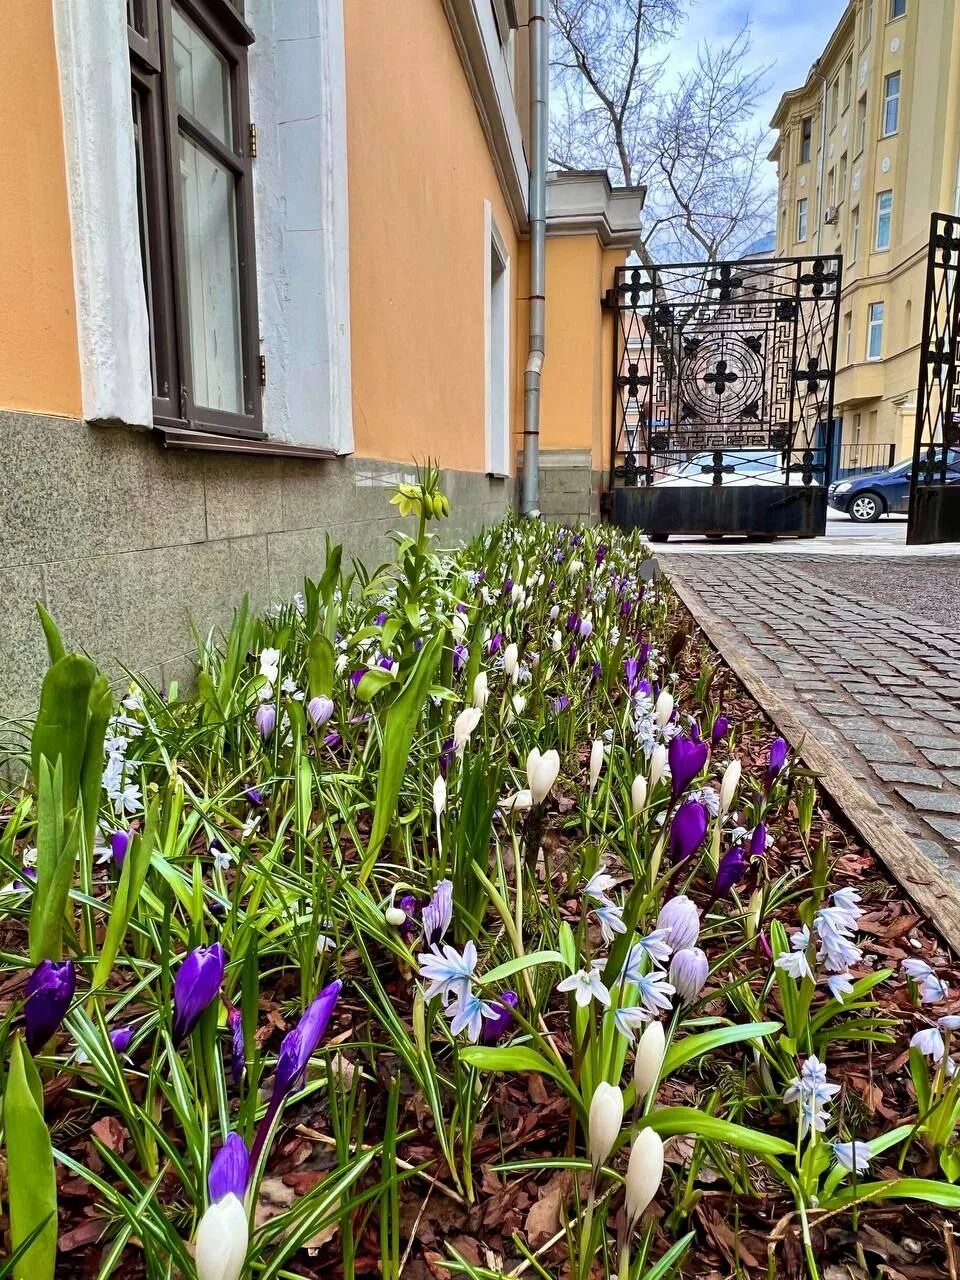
442;0;529;231
545;171;645;248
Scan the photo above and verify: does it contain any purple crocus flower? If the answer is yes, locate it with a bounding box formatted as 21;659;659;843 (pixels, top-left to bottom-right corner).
323;731;342;749
24;959;76;1052
398;893;419;942
668;735;709;801
378;655;394;671
12;867;37;892
453;643;469;674
668;801;708;864
595;544;609;565
422;880;453;948
482;991;519;1044
306;695;334;730
255;704;276;740
579;617;594;640
209;1132;250;1204
488;633;504;657
350;669;366;689
109;1025;135;1054
750;823;768;859
711;715;731;745
765;738;789;790
714;847;747;898
552;695;570;714
638;642;650;667
438;736;456;779
172;944;225;1042
566;612;581;633
620;598;633;619
245;787;265;807
228;1006;245;1085
589;661;602;687
374;611;388;626
624;657;641;695
568;642;579;665
110;829;131;868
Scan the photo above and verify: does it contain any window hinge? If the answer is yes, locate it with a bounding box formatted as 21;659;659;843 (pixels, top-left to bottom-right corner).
259;355;267;387
249;122;258;158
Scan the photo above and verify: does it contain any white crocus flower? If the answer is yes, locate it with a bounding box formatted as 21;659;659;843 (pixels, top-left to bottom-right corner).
630;774;647;814
654;690;674;727
503;642;519;678
719;759;741;814
551;629;563;652
472;671;489;709
527;748;561;804
589;739;604;794
499;789;533;813
624;1128;664;1227
451;611;468;641
587;1082;623;1172
632;1020;666;1104
433;775;447;816
648;744;668;790
194;1193;248;1280
453;707;482;751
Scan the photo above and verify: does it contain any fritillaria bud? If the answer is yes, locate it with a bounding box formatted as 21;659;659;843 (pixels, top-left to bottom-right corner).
588;1081;624;1174
624;1128;664;1227
632;1020;666;1104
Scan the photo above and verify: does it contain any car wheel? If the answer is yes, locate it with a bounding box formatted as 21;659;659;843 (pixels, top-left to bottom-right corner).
648;531;669;543
849;492;882;523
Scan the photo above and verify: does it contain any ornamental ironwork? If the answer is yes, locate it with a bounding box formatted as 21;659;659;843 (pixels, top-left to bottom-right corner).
609;254;843;489
907;212;960;544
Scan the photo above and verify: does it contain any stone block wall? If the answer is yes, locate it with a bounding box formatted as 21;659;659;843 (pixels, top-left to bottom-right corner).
0;411;513;717
537;450;601;525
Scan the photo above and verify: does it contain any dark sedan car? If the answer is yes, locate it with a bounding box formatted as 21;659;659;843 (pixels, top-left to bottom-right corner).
828;450;960;522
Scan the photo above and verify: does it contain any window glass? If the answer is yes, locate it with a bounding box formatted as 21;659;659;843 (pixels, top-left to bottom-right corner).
172;7;232;146
800;116;812;164
851;204;860;261
875;190;893;249
890;0;906;17
796;197;808;241
882;71;900;135
867;301;884;359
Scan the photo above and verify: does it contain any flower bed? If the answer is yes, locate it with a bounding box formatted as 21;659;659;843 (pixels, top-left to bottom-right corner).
1;468;959;1280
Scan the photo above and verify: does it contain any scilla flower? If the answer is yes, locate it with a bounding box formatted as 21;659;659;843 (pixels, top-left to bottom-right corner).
911;1026;946;1061
832;1140;871;1175
558;966;611;1008
588;1082;623;1173
24;959;76;1053
172;944;225;1043
447;989;496;1042
419;941;477;1005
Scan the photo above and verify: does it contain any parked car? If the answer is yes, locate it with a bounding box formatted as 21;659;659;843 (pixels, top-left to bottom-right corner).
827;450;960;522
654;449;819;488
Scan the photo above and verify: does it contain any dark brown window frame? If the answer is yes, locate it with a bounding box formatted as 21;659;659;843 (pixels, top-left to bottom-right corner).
128;0;264;440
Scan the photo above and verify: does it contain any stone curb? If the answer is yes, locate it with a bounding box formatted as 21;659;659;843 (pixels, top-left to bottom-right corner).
667;571;960;957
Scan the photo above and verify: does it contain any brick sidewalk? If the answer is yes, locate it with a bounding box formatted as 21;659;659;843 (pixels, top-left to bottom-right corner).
663;553;960;888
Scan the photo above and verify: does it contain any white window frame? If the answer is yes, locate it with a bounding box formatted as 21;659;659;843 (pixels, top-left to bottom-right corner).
796;197;808;241
851;204;861;261
484;201;511;477
875;190;893;250
867;301;885;360
882;71;900;137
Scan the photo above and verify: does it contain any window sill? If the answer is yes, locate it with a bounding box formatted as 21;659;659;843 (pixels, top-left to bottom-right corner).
156;425;339;461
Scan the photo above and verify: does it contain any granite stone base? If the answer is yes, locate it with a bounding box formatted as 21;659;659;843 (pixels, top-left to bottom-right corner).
0;411;514;715
538;450;601;524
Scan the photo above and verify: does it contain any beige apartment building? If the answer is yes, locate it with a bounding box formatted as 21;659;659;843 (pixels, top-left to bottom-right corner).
770;0;960;463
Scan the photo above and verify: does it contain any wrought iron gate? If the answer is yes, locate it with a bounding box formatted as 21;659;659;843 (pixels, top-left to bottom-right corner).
907;212;960;545
607;253;842;540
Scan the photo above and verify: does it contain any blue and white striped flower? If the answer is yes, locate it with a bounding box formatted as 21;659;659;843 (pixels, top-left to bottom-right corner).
583;864;617;906
783;1055;840;1138
832;1140;871;1174
775;950;814;982
613;1004;652;1041
418;941;478;1006
633;970;675;1017
826;972;855;1001
557;966;611;1008
911;1026;946;1061
447;990;496;1042
594;903;626;944
622;931;673;980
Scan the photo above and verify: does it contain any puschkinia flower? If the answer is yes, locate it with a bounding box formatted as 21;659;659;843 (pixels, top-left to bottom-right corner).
447;990;496;1042
668;800;708;863
24;959;76;1053
419;941;478;1005
622;929;672;974
632;970;675;1017
583;864;617;906
775;950;814;982
172;944;226;1042
422;879;453;947
765;737;789;790
783;1055;840;1137
594;903;626;943
911;1026;946;1061
833;1140;871;1174
557;966;611;1008
613;1005;652;1040
826;972;855;1001
481;992;518;1044
655;896;700;952
668;734;709;800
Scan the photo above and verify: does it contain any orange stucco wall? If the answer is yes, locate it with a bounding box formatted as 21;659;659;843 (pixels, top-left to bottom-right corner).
0;3;81;416
343;0;520;473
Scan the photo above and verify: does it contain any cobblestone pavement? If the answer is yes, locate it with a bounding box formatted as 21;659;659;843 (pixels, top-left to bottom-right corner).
662;552;960;888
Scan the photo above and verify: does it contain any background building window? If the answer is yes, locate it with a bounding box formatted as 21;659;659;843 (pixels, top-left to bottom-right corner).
843;55;853;110
875;190;893;249
890;0;906;17
830;78;840;129
863;0;874;40
796;197;808;241
850;204;861;260
882;71;900;136
856;94;867;154
484;204;511;477
837;152;847;202
867;301;884;359
128;0;261;436
843;310;853;362
800;116;813;164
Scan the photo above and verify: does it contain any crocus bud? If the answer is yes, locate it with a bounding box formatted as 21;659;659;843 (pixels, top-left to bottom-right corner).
714;847;746;898
433;775;447;817
633;1020;666;1103
654;690;674;727
172;944;226;1043
453;706;482;750
306;695;334;730
551;629;562;652
194;1192;248;1280
750;823;768;858
273;980;343;1098
765;737;789;790
579;616;594;640
503;643;519;678
719;759;741;814
625;1128;664;1227
472;671;489;709
481;991;518;1044
588;1081;624;1173
527;748;561;805
500;789;533;813
255;703;276;740
668;800;708;864
711;715;731;745
209;1132;250;1204
630;775;647;815
655;895;700;952
109;1025;135;1055
648;744;668;790
549;604;560;621
667;734;709;800
110;829;131;868
669;947;709;1004
423;879;453;947
589;740;604;794
24;959;76;1053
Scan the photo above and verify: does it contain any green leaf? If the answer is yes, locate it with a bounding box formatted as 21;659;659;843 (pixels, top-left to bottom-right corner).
482;951;564;985
31;654;96;810
638;1107;794;1156
827;1176;960;1209
79;673;112;858
35;603;65;666
458;1045;566;1085
91;800;157;991
663;1021;780;1075
4;1038;57;1280
307;632;335;699
361;632;444;880
355;667;396;702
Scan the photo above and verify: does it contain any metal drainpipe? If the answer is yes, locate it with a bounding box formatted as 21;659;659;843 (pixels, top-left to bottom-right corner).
521;0;548;516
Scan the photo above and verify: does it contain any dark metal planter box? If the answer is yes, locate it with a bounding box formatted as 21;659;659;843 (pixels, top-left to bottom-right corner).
907;486;960;545
610;485;827;539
